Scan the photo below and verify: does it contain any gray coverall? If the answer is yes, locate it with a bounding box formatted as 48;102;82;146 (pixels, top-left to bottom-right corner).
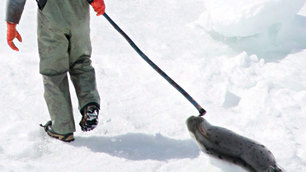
6;0;100;134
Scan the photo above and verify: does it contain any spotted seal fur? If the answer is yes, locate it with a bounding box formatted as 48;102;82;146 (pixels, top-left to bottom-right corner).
186;116;283;172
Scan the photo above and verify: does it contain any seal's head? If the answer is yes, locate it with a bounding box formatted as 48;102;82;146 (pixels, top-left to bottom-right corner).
186;116;215;152
186;116;204;133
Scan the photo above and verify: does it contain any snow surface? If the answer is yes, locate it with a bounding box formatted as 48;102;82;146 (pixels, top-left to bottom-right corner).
0;0;306;171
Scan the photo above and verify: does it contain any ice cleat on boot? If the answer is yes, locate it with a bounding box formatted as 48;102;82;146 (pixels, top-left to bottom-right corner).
40;121;74;142
79;104;99;132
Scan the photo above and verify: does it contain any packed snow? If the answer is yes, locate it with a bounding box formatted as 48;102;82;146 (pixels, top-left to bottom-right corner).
198;0;305;37
0;0;306;171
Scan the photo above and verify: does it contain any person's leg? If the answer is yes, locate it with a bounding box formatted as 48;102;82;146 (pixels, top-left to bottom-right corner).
67;0;100;113
37;0;75;134
42;74;75;134
69;57;100;113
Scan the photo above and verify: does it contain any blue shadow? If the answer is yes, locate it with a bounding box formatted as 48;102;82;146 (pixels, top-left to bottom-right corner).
71;133;200;161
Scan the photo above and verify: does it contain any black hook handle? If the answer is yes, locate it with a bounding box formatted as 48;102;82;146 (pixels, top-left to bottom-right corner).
103;13;207;116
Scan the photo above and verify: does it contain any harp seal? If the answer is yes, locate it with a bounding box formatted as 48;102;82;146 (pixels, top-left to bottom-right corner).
186;116;283;172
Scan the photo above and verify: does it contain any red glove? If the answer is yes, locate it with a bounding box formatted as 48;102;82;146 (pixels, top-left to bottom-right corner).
91;0;105;16
7;22;22;51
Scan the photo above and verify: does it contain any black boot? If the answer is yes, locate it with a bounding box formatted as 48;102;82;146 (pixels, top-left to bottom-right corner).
79;104;99;132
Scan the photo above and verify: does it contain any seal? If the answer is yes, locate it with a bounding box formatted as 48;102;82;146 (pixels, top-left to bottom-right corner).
186;116;283;172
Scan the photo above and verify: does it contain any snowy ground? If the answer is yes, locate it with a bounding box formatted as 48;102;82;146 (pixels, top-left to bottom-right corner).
0;0;306;171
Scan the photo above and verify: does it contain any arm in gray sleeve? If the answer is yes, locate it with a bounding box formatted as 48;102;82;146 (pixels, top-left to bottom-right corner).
6;0;27;24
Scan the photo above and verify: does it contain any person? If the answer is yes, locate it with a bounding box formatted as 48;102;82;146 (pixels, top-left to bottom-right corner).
6;0;105;142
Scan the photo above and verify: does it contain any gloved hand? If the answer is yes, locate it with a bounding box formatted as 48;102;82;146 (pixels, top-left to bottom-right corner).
7;22;22;51
90;0;105;16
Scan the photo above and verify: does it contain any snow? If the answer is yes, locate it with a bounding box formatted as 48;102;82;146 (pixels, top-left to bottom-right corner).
198;0;305;37
0;0;306;171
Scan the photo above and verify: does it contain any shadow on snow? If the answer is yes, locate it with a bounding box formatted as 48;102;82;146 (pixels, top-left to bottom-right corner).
71;133;200;161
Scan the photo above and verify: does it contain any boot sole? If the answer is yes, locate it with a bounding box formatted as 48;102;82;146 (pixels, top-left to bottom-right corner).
41;121;75;142
79;114;98;132
46;131;75;142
